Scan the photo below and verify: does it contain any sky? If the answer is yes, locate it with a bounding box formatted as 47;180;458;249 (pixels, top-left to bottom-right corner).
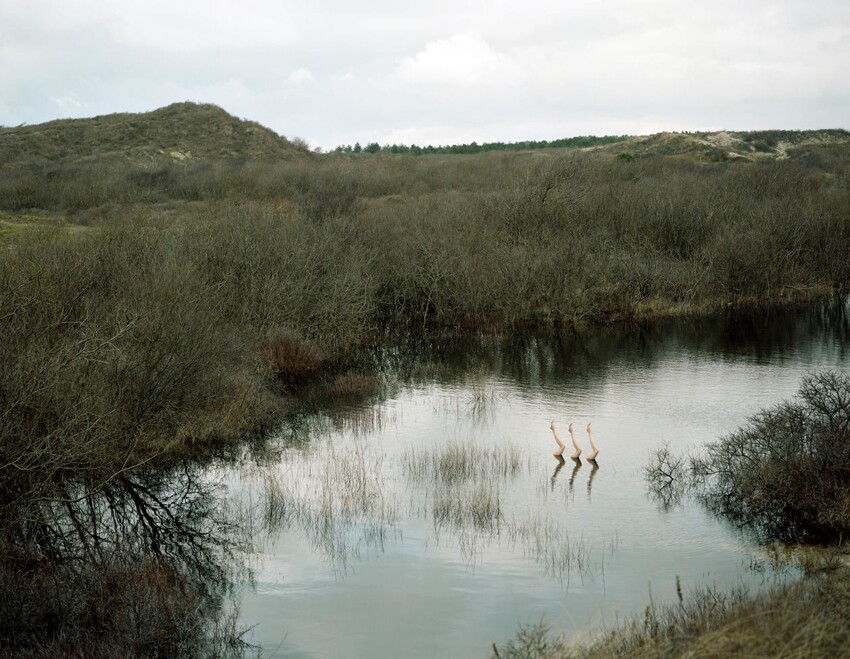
1;1;849;151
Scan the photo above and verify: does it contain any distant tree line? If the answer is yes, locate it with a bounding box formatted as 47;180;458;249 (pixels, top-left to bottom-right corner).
333;135;630;156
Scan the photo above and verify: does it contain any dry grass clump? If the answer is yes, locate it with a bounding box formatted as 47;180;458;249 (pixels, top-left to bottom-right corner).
493;568;850;658
402;441;522;485
504;516;597;587
402;440;606;583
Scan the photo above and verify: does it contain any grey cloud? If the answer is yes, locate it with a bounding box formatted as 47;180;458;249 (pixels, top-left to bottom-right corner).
0;0;847;148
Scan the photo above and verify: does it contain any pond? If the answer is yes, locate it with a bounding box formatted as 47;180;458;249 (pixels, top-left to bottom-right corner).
232;302;849;657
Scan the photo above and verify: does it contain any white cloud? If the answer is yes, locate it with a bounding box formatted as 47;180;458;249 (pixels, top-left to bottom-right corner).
395;32;522;87
50;93;85;113
286;68;313;86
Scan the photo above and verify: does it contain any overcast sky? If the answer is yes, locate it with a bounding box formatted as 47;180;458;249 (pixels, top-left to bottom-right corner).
2;1;849;150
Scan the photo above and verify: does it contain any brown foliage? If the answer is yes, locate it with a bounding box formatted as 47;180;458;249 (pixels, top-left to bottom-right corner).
263;331;325;383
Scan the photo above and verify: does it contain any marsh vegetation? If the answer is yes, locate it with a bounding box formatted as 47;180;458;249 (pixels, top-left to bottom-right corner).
494;567;850;658
495;370;850;658
231;308;847;655
2;105;850;655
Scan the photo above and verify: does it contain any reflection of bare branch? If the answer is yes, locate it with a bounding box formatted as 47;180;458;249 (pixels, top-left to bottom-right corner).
644;443;688;512
15;464;245;587
1;462;254;656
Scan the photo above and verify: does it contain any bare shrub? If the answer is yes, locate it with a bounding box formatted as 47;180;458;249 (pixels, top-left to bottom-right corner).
644;372;850;542
692;372;850;541
263;331;325;383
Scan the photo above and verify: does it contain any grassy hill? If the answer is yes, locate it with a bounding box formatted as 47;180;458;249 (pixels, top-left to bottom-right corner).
3;102;847;167
0;102;306;168
598;128;850;162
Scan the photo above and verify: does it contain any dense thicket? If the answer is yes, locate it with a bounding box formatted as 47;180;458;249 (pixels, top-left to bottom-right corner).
3;150;848;319
2;143;849;656
3;149;848;509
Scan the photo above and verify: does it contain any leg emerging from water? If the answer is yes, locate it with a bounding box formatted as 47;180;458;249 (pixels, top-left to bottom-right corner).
550;421;567;457
587;422;599;461
567;422;582;459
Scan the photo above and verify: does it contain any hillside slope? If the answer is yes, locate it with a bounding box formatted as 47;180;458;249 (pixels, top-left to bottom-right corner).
2;102;847;169
597;129;850;162
0;102;304;167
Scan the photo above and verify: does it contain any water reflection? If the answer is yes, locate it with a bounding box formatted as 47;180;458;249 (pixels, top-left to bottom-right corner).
587;459;599;500
238;299;848;658
379;295;849;391
550;455;566;491
3;463;252;656
568;457;582;495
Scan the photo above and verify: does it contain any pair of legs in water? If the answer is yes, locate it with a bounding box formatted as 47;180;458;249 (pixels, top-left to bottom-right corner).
549;421;598;460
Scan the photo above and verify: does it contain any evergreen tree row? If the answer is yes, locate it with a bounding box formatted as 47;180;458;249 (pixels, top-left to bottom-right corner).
333;135;630;156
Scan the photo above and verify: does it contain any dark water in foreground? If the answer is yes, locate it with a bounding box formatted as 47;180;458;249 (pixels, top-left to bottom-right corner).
229;302;849;658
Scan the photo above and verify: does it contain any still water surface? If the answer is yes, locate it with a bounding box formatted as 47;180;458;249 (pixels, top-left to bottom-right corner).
234;304;848;657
